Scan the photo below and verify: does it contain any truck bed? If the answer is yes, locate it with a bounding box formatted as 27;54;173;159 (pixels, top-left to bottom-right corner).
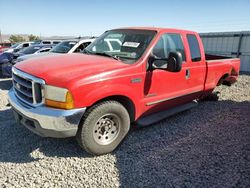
204;53;240;92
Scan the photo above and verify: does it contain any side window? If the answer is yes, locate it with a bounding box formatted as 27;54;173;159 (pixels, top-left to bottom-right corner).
42;41;51;44
82;42;91;49
53;41;60;44
74;42;91;53
94;40;110;52
23;43;29;47
152;33;186;61
187;34;201;62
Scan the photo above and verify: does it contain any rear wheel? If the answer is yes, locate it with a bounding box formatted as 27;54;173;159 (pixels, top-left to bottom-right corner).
76;101;130;155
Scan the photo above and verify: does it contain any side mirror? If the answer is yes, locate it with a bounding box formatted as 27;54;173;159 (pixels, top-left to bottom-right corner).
149;51;182;72
166;51;182;72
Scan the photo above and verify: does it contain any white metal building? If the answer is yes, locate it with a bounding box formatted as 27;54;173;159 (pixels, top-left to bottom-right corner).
200;31;250;72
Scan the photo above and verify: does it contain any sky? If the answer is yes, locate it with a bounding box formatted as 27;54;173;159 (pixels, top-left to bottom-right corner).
1;0;250;37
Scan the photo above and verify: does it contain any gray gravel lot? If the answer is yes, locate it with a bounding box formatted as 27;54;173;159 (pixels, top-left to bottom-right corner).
0;75;250;188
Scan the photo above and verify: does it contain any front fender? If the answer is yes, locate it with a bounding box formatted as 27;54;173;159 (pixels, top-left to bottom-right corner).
72;81;142;118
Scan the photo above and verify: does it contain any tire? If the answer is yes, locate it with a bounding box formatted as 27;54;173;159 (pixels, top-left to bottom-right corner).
76;101;130;155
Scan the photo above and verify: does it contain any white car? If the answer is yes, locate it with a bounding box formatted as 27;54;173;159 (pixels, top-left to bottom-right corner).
104;38;122;51
91;38;122;53
4;42;35;53
16;38;96;62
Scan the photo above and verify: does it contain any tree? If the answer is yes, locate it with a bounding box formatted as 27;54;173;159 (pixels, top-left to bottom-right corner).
28;34;40;41
9;35;26;43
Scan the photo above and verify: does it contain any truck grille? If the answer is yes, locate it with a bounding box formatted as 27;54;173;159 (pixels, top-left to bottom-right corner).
12;67;45;106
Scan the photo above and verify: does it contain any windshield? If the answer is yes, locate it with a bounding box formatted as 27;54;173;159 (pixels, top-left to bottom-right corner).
19;46;42;54
11;43;20;48
85;29;156;63
50;41;77;53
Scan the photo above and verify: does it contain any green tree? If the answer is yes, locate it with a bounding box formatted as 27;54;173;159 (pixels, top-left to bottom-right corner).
9;35;26;43
28;34;40;41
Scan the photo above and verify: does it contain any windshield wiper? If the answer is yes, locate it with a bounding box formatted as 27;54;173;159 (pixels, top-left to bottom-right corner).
85;50;120;61
82;49;120;61
94;52;120;60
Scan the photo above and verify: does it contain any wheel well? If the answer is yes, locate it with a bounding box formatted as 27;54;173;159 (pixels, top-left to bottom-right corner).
231;68;238;76
91;95;136;122
217;73;229;86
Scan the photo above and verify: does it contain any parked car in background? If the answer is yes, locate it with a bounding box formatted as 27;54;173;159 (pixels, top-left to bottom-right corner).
0;42;13;53
1;44;55;77
4;42;34;53
0;52;13;77
8;27;240;155
104;38;122;51
2;38;95;77
40;40;62;45
90;38;122;52
13;44;55;60
32;40;62;45
16;37;96;62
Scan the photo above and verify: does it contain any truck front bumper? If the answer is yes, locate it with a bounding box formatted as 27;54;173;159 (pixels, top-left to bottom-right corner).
8;88;86;138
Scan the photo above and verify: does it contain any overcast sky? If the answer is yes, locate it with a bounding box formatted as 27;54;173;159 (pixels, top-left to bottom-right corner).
1;0;250;36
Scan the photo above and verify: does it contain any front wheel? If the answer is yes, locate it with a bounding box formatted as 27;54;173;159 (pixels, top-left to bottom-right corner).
76;101;130;155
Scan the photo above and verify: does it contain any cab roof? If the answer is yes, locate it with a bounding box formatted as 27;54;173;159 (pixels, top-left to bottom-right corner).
113;27;197;35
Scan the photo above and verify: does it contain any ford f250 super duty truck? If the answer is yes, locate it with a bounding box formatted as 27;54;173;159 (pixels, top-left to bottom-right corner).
8;27;240;155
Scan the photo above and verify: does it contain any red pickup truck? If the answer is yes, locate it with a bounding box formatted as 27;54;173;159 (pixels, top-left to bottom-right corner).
8;27;240;155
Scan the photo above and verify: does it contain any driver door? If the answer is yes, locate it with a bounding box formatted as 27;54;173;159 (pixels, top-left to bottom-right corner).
143;33;190;114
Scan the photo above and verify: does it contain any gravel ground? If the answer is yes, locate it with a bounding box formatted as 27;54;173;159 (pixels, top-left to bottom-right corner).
0;75;250;188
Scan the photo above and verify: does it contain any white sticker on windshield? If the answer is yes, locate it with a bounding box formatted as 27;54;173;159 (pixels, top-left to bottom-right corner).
122;42;140;48
69;42;76;45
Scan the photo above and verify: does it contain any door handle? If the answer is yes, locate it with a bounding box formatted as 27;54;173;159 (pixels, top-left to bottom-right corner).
186;69;190;79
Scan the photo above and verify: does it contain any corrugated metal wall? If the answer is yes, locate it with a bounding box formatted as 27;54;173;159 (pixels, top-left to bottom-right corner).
200;31;250;72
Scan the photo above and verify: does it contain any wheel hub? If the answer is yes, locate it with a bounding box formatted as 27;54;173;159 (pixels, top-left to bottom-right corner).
93;114;121;145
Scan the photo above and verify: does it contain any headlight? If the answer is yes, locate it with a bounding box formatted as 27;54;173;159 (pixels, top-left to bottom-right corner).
44;85;74;109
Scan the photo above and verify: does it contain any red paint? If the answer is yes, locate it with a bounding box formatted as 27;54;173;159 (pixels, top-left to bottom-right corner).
0;42;12;53
15;27;240;120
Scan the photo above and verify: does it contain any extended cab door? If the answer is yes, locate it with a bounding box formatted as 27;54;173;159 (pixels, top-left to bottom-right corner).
184;33;206;98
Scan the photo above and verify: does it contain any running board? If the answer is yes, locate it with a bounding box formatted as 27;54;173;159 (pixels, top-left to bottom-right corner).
136;101;198;127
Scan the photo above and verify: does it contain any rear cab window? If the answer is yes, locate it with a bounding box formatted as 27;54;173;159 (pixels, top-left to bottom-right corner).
187;34;201;62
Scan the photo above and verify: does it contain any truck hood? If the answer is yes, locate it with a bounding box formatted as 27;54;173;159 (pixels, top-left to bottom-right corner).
15;53;129;87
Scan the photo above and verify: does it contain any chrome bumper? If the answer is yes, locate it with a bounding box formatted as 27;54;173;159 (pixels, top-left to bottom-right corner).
8;88;86;138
